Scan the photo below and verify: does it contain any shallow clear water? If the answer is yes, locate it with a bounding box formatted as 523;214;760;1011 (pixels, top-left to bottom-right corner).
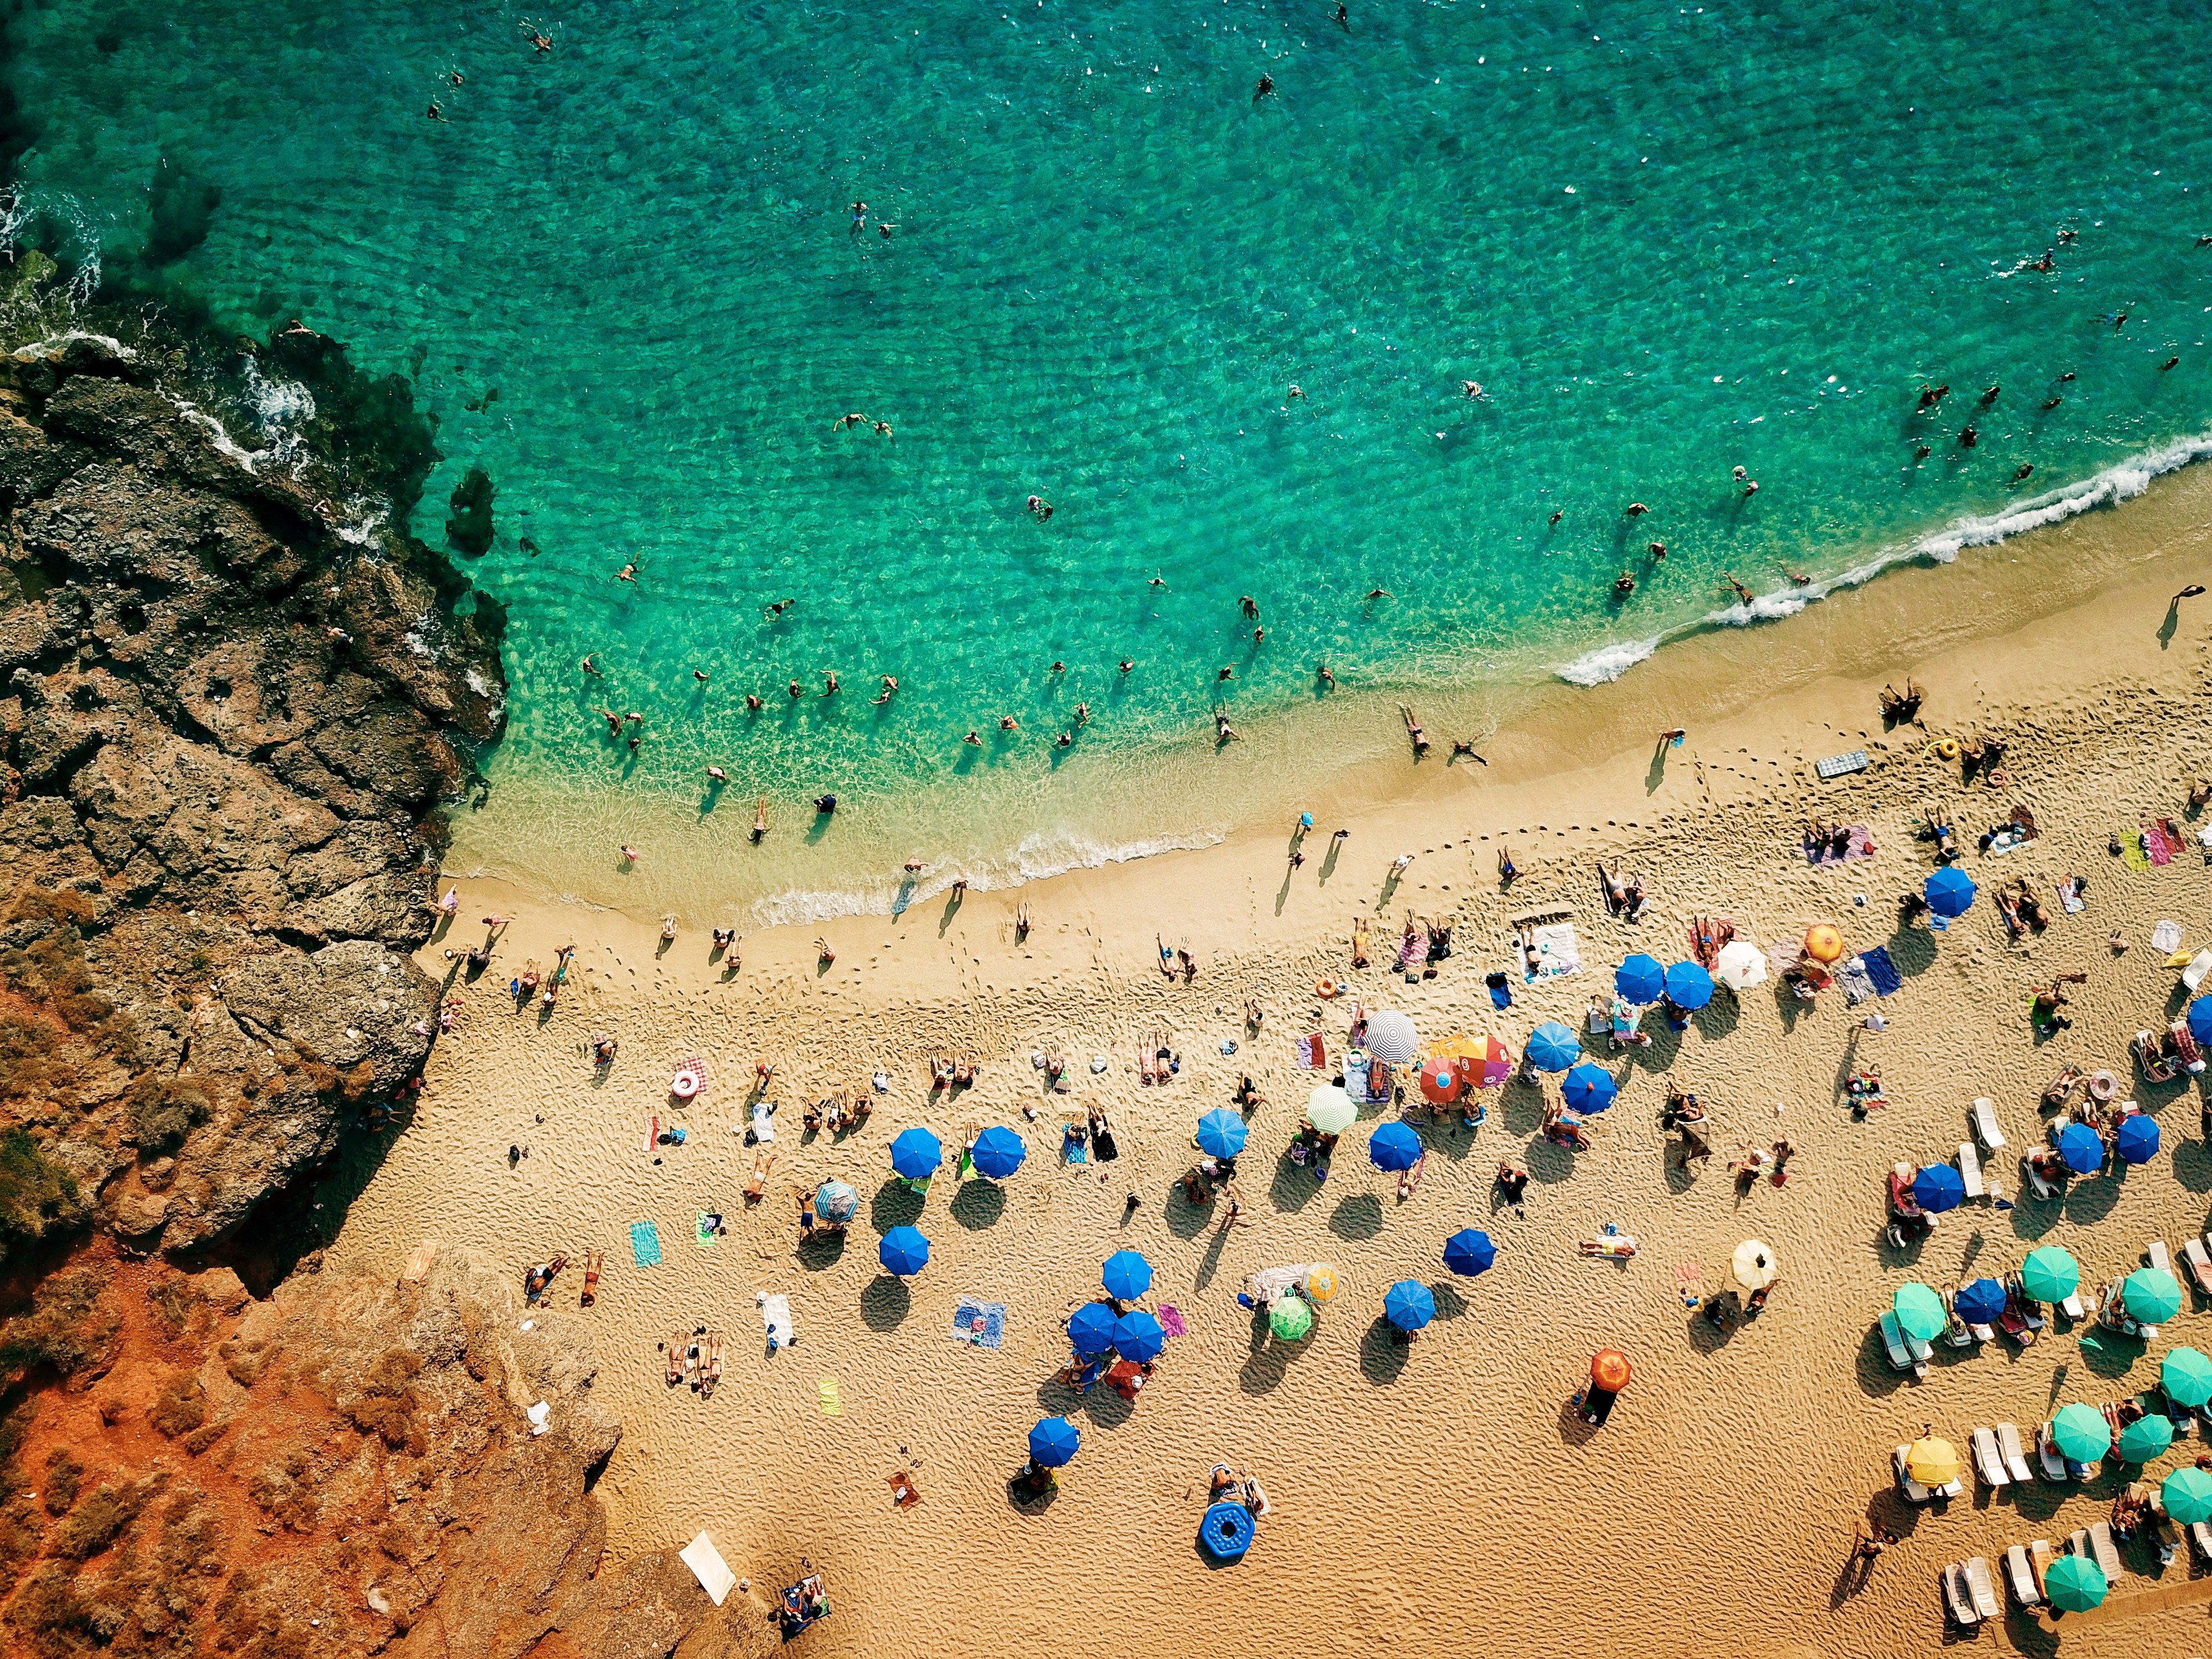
9;1;2212;912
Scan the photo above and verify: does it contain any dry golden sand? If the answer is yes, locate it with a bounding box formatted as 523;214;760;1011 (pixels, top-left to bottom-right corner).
329;472;2212;1658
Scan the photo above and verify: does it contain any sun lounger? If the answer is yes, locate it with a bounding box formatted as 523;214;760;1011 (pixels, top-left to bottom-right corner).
1893;1446;1933;1504
2184;1237;2212;1296
2060;1290;2085;1320
2020;1155;2057;1201
2035;1422;2070;1481
1957;1142;1985;1199
1971;1428;2009;1488
1969;1097;2006;1151
2150;1239;2174;1277
2004;1545;2041;1606
2193;1521;2212;1564
1878;1311;1926;1378
1996;1423;2034;1482
1964;1557;2000;1620
1941;1563;1980;1626
2086;1520;2124;1582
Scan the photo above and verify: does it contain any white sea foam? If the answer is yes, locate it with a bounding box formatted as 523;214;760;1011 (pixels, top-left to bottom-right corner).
747;827;1224;930
15;328;133;362
1553;429;2212;685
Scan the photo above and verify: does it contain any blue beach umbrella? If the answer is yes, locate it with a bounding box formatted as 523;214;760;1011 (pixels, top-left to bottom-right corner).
2114;1114;2159;1165
2190;994;2212;1045
1912;1163;1965;1213
1443;1228;1496;1276
1027;1416;1081;1468
1615;954;1666;1005
1195;1108;1249;1159
890;1126;943;1180
1066;1302;1117;1357
1368;1121;1423;1171
1952;1278;2005;1325
1663;961;1714;1010
1924;865;1976;918
1198;1500;1255;1562
1526;1021;1581;1072
878;1225;930;1276
2055;1121;2104;1175
970;1125;1026;1180
1112;1308;1166;1362
1561;1062;1619;1114
1101;1249;1153;1301
1383;1280;1436;1332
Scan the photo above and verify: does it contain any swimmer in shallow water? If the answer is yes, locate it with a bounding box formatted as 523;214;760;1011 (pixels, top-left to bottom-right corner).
873;676;898;704
744;693;763;711
1613;572;1636;598
707;765;727;782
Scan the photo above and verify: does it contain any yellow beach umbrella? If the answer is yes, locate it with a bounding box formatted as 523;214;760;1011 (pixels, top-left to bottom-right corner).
1904;1436;1960;1486
1803;924;1845;964
1302;1264;1341;1305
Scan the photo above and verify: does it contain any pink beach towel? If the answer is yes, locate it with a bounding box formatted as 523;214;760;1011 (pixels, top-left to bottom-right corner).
2146;822;2174;866
1157;1305;1187;1339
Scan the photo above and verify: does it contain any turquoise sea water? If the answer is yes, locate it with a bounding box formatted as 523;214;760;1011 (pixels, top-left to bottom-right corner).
7;1;2212;912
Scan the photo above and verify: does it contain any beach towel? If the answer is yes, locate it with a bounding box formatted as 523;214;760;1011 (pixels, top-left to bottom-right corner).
629;1220;661;1267
679;1533;737;1608
2057;878;2085;914
1522;921;1580;984
2122;833;2152;873
1158;1305;1187;1339
1764;939;1801;980
2147;822;2174;865
950;1298;1006;1349
1293;1032;1327;1069
1062;1133;1087;1166
817;1378;842;1416
694;1212;720;1248
642;1115;659;1152
759;1292;792;1350
1985;826;2035;855
2153;919;2184;953
1838;957;1877;1005
1486;971;1512;1010
1803;826;1876;867
403;1240;439;1285
1860;945;1902;997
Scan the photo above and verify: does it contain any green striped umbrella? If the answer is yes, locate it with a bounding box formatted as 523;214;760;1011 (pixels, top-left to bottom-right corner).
2163;1346;2212;1409
2050;1402;2113;1462
2043;1553;2106;1613
1268;1293;1313;1341
2021;1245;2079;1302
2164;1465;2212;1526
1892;1282;1947;1342
2122;1265;2183;1325
2117;1413;2174;1462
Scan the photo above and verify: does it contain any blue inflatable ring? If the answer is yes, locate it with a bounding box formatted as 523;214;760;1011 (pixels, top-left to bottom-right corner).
1199;1500;1255;1561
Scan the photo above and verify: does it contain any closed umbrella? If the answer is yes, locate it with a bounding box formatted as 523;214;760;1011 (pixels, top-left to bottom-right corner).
2163;1346;2212;1409
813;1179;858;1224
1066;1302;1117;1357
1195;1109;1248;1159
2050;1402;2112;1462
1306;1084;1358;1135
1525;1021;1580;1072
1663;961;1714;1010
1615;954;1666;1004
1101;1250;1153;1301
1952;1278;2005;1326
1443;1228;1496;1276
1383;1280;1436;1332
1924;865;1976;917
1730;1240;1778;1292
1365;1010;1420;1065
878;1225;930;1276
1268;1293;1313;1340
1892;1282;1947;1342
2114;1114;2160;1165
1111;1309;1165;1361
1368;1121;1422;1172
2054;1121;2104;1174
1415;1059;1463;1104
2043;1553;2105;1613
1903;1436;1960;1486
2123;1265;2183;1325
2191;993;2212;1045
1027;1416;1081;1468
2021;1245;2079;1302
1561;1063;1618;1114
1911;1164;1964;1213
1714;940;1767;990
969;1125;1026;1180
890;1126;943;1180
2117;1414;2174;1463
2164;1465;2212;1526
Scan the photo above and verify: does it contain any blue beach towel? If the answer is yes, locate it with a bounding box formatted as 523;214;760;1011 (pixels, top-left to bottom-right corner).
1860;946;1901;997
951;1298;1006;1349
630;1219;662;1267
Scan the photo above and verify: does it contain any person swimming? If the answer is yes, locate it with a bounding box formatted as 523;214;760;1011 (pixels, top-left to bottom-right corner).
789;679;803;699
1073;702;1090;724
963;731;983;745
2013;462;2035;482
999;714;1019;731
1959;424;1978;447
707;765;728;782
1725;576;1754;604
1646;541;1666;560
1317;662;1335;687
823;671;839;695
1547;509;1562;525
616;562;638;581
1119;659;1134;674
744;693;763;711
873;675;898;703
1613;572;1636;597
693;668;709;682
815;795;838;813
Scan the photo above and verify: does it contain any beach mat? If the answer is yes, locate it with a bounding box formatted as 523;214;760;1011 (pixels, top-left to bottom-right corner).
694;1212;719;1248
1838;958;1877;1005
1860;946;1901;996
760;1293;792;1349
2147;822;2175;865
2122;833;2152;872
1522;921;1580;984
951;1298;1006;1349
1158;1304;1187;1339
629;1220;662;1267
817;1378;842;1416
1803;826;1875;867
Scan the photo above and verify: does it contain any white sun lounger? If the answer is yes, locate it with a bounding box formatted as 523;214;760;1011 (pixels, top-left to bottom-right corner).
2150;1239;2174;1276
2021;1155;2057;1201
1893;1445;1933;1504
2036;1423;2071;1481
1964;1557;2000;1620
2004;1545;2041;1606
1878;1311;1926;1378
2193;1521;2212;1564
1995;1422;2034;1483
1970;1097;2006;1150
2086;1520;2124;1582
1971;1428;2009;1488
2184;1237;2212;1296
1957;1142;1985;1198
1942;1563;1980;1625
2060;1289;2086;1320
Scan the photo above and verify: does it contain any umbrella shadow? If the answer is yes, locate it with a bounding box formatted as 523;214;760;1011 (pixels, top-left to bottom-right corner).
1237;1319;1301;1395
1080;1384;1133;1431
1884;925;1938;978
1359;1317;1410;1385
1005;1472;1061;1515
950;1180;1006;1231
1165;1180;1215;1239
1500;1078;1548;1135
1329;1193;1385;1241
1851;1323;1912;1399
1430;1282;1470;1321
1524;1137;1579;1185
2171;1135;2212;1195
1693;996;1740;1041
869;1180;925;1232
2058;1178;2121;1228
859;1275;911;1332
1266;1152;1325;1213
795;1232;847;1270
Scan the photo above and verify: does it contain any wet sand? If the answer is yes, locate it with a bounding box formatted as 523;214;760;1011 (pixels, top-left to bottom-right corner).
330;470;2212;1657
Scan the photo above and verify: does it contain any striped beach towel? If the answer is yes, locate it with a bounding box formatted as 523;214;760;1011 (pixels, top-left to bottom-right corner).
629;1220;662;1267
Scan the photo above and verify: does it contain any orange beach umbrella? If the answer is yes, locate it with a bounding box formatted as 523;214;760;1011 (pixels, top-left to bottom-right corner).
1590;1349;1632;1391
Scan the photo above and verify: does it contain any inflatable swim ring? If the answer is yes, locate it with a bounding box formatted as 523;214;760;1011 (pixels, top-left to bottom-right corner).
670;1068;702;1100
1315;977;1340;999
1932;738;1960;761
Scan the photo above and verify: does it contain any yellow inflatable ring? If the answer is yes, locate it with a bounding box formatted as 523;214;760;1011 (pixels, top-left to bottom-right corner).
1316;978;1340;999
1932;738;1960;761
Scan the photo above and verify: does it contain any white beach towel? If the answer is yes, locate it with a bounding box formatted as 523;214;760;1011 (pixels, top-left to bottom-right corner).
679;1532;737;1606
758;1291;793;1352
1523;922;1580;983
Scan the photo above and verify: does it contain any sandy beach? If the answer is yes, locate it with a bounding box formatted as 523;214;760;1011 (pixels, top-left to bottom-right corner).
328;468;2212;1658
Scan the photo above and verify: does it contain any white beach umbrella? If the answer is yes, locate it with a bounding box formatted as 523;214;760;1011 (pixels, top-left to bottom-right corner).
1730;1239;1779;1291
1714;941;1767;992
1306;1085;1357;1135
1365;1010;1421;1065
